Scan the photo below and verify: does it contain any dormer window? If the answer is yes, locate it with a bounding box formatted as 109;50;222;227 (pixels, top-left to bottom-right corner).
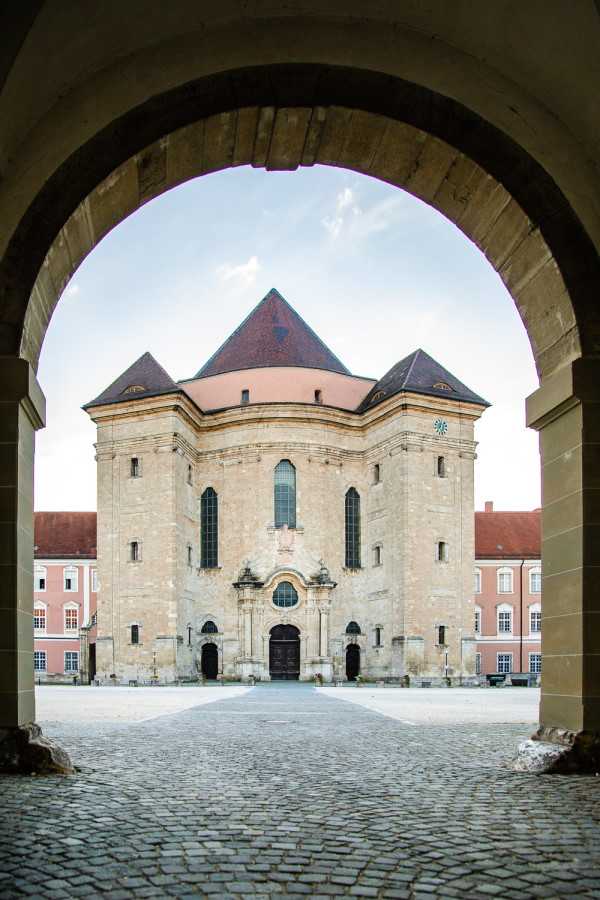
371;390;385;404
241;389;250;405
314;389;322;404
123;384;146;394
433;381;452;392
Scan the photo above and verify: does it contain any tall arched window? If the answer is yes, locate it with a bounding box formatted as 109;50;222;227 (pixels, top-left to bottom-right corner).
345;488;361;568
274;460;296;528
201;488;218;568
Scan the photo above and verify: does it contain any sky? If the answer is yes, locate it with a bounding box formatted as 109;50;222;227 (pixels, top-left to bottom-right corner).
35;165;540;512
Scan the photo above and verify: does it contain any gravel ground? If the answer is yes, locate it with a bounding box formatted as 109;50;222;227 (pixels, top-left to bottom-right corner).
317;686;540;725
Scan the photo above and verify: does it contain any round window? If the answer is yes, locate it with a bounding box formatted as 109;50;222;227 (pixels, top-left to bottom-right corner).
273;581;299;608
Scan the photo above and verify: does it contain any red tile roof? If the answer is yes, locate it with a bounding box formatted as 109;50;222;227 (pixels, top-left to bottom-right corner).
475;509;540;559
196;288;350;377
34;512;97;559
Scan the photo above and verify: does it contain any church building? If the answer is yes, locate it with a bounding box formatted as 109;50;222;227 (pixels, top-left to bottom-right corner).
84;289;488;684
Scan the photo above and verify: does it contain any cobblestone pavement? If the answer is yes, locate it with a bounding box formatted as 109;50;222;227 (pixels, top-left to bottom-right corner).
2;684;600;899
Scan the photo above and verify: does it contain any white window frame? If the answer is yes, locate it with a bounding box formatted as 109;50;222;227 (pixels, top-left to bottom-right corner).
34;650;46;672
34;565;47;592
497;653;512;674
63;603;79;633
33;603;47;633
529;567;542;594
63;565;78;592
497;603;513;635
529;603;542;635
474;606;482;635
64;651;79;674
474;567;482;594
497;566;513;594
529;652;542;674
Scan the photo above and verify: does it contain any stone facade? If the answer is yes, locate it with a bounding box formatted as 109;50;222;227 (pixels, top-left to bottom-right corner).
86;291;487;684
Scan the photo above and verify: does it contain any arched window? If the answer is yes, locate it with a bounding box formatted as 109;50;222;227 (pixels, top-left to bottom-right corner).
345;488;361;568
274;460;296;528
273;581;298;608
201;488;218;568
346;621;361;635
201;620;218;634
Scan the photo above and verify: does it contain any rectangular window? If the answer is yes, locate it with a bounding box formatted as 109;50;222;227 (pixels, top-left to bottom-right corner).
187;545;193;567
130;456;140;477
34;651;46;672
437;541;448;562
437;625;446;646
373;545;382;566
530;571;542;593
374;626;382;647
35;568;46;591
64;652;79;673
64;567;78;592
130;541;140;562
530;609;542;633
131;624;140;645
314;389;322;404
497;653;512;674
187;464;193;485
474;610;481;634
436;456;446;477
373;463;380;483
64;608;78;631
498;571;513;593
529;653;542;674
34;608;46;631
475;652;481;675
241;389;249;405
498;610;512;633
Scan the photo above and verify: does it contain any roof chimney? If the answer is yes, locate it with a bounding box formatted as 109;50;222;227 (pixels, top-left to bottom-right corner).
484;501;494;513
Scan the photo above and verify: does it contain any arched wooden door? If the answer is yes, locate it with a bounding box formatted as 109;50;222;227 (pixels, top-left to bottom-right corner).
201;643;218;680
346;644;360;681
269;625;300;680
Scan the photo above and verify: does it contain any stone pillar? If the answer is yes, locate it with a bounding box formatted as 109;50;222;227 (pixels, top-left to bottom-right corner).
515;359;600;773
0;358;73;773
319;608;328;657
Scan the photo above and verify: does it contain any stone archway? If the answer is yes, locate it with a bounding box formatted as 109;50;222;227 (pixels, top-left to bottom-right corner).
1;15;599;771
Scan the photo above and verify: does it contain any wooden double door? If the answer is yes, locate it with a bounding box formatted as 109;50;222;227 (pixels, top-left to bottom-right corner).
269;624;300;680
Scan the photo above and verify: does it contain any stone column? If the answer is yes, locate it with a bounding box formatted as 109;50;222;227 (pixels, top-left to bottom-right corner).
319;608;328;657
516;358;600;773
0;358;73;773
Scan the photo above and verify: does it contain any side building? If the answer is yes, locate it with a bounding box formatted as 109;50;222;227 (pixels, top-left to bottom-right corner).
33;512;98;683
84;288;488;684
474;501;541;680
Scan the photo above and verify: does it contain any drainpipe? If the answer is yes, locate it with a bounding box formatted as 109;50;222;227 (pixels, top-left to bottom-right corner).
519;560;525;673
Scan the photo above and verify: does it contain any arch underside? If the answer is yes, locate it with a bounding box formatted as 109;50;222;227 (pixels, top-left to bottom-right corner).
5;63;595;381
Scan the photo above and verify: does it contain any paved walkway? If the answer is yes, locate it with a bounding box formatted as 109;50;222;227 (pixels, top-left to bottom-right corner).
2;684;600;899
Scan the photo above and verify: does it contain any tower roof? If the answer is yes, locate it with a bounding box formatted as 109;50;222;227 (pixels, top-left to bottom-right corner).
195;288;350;378
358;348;489;411
83;352;180;409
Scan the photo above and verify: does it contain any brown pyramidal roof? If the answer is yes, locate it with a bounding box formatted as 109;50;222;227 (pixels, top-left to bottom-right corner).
195;288;350;378
475;505;540;559
83;352;180;409
34;512;97;559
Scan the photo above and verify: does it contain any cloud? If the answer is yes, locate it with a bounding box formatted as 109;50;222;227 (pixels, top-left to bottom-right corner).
216;255;261;285
64;283;80;298
321;187;361;239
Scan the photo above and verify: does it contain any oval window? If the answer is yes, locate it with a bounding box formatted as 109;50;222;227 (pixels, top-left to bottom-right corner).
273;581;299;608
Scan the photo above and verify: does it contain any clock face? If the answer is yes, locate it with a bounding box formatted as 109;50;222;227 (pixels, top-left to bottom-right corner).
434;418;448;436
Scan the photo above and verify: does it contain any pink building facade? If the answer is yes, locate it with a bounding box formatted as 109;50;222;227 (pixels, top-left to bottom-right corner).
33;512;97;682
474;502;541;681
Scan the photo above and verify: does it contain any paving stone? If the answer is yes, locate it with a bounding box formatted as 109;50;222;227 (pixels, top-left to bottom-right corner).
1;684;600;898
